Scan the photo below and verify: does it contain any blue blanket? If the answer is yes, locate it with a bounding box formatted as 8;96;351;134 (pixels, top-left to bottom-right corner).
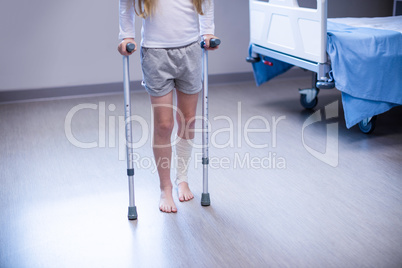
327;21;402;128
249;45;293;86
250;21;402;128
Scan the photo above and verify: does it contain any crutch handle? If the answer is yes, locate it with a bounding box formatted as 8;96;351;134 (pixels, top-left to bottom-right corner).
200;38;221;49
126;43;136;53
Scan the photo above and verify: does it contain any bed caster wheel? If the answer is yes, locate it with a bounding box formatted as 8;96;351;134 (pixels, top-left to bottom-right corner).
358;116;377;134
299;87;318;109
300;94;318;109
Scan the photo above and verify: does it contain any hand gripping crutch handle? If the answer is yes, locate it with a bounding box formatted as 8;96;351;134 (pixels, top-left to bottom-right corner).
126;43;135;53
200;38;221;49
123;44;137;220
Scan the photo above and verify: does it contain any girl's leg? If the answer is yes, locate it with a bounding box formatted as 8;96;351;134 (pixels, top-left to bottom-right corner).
150;91;177;213
175;90;199;201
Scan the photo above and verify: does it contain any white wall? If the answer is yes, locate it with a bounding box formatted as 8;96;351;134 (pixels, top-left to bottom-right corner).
0;0;251;91
0;0;393;91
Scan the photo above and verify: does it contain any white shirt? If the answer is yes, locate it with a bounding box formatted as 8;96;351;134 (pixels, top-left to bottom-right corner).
119;0;215;48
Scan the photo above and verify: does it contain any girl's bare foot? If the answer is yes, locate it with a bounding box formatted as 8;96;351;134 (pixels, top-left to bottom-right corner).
177;182;194;202
159;187;177;213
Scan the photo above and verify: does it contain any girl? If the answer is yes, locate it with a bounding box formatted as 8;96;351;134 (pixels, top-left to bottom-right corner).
118;0;219;213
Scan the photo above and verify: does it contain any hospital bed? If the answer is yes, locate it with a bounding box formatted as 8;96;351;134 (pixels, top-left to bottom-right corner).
247;0;402;133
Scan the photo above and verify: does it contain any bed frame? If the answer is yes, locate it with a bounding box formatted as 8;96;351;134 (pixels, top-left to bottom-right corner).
248;0;384;133
248;0;334;98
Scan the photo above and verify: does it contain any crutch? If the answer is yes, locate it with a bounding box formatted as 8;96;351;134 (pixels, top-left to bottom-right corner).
200;38;221;206
123;43;137;220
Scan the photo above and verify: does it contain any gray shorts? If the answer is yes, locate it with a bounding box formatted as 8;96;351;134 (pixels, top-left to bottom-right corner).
140;41;202;97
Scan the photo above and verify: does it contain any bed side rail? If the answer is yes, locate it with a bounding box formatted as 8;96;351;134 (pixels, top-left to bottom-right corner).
249;0;328;64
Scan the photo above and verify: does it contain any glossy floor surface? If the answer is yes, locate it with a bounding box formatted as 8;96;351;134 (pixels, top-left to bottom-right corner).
1;75;402;267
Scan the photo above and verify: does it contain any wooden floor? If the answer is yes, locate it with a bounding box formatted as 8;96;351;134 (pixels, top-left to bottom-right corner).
1;75;402;268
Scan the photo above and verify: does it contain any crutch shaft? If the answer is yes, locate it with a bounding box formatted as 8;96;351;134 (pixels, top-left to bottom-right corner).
123;51;137;220
202;49;209;194
201;47;211;206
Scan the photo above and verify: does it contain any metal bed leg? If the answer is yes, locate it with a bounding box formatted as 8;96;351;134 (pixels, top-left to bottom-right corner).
123;44;137;220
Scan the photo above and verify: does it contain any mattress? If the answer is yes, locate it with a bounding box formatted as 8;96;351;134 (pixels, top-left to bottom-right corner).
329;16;402;33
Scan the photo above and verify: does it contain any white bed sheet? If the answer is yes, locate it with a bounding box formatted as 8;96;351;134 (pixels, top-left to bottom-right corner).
329;16;402;33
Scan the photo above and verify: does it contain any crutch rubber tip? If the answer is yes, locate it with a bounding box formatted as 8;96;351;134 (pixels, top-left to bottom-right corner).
201;193;211;206
128;206;138;220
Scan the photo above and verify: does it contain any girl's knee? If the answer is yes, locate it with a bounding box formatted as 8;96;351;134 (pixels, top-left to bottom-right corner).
155;121;174;137
177;114;196;129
